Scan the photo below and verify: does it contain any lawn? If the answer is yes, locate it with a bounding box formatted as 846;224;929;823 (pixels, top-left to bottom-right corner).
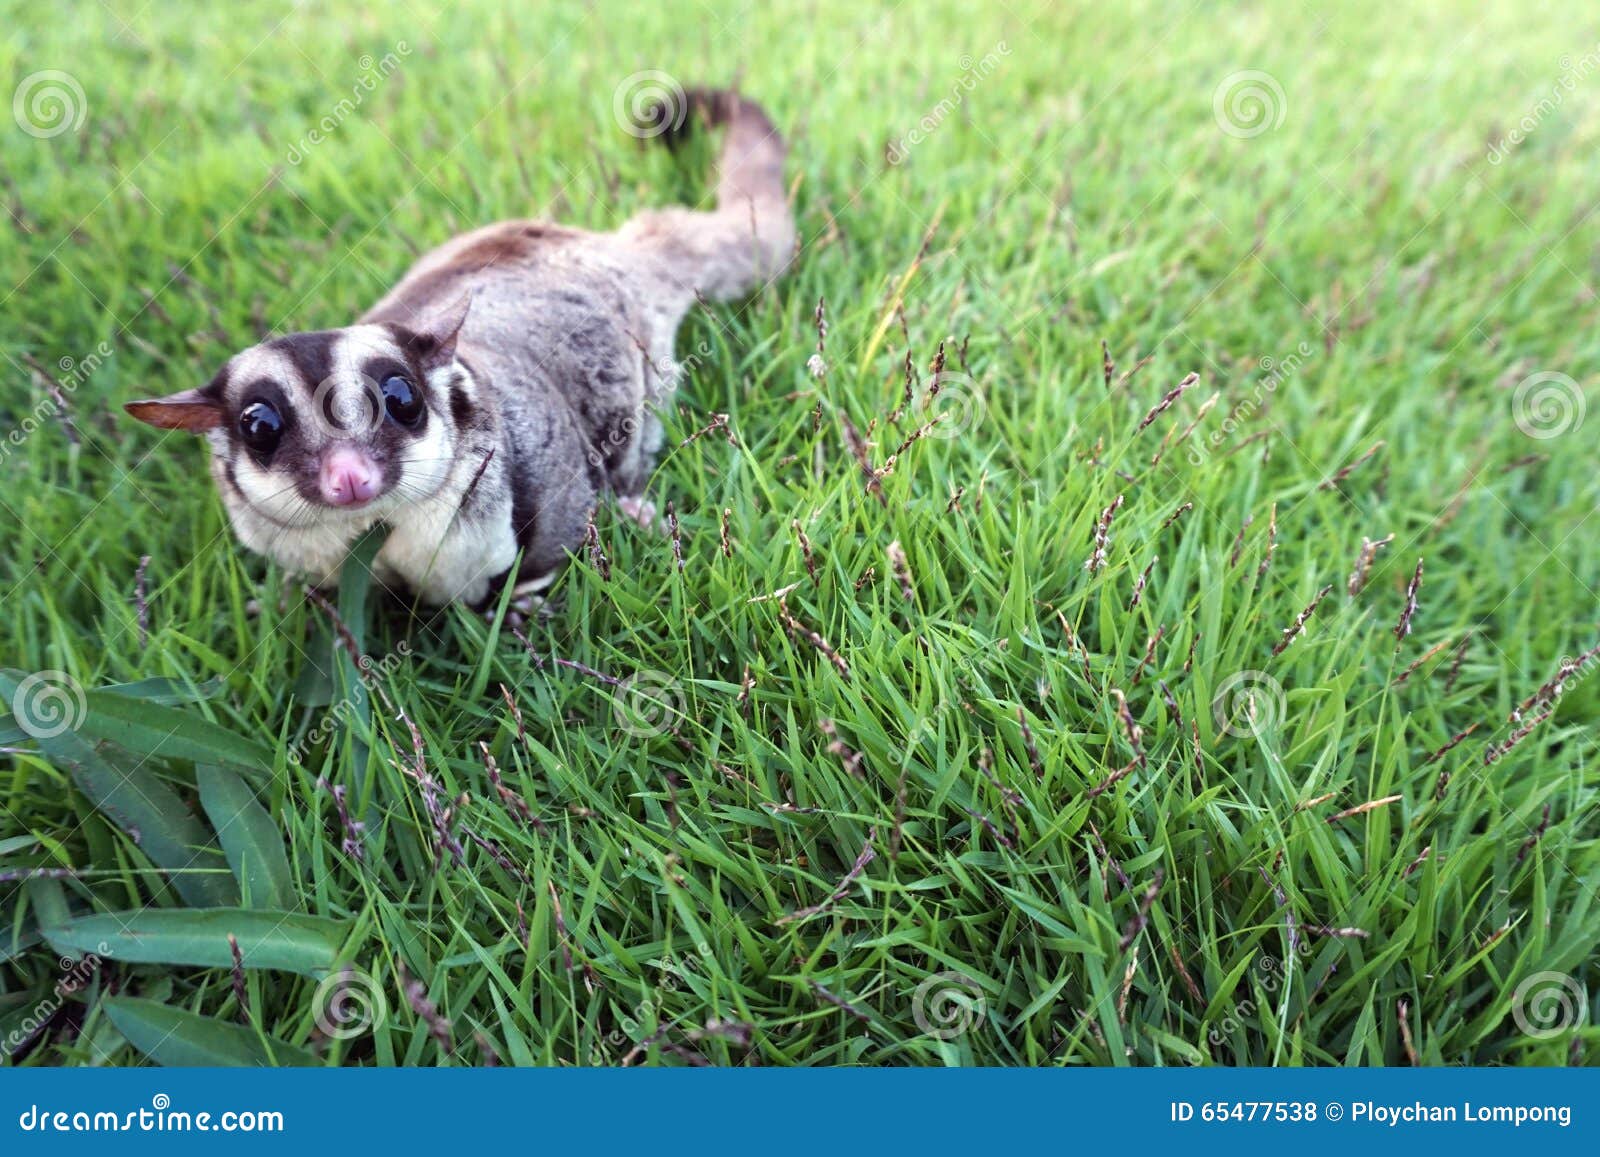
2;0;1597;1066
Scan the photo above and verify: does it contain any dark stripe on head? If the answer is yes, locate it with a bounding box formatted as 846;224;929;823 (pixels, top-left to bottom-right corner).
449;382;475;432
271;330;342;395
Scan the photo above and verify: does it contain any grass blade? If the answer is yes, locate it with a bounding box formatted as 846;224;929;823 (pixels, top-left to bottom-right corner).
197;764;296;910
46;909;348;975
103;996;319;1066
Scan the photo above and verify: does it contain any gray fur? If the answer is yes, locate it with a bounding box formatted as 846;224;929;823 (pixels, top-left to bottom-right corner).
127;89;794;606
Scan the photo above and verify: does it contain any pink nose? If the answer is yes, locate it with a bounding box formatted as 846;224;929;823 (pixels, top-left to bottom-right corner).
318;447;381;507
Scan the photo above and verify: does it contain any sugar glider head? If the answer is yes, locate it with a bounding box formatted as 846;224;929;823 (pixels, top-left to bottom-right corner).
125;296;474;530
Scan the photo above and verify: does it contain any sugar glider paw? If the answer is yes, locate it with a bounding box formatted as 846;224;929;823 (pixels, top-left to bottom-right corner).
617;493;659;532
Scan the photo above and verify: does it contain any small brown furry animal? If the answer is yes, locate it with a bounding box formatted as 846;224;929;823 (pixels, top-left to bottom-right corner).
125;88;793;608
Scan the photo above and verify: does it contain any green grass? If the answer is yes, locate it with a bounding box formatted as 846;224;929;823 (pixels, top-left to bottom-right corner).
2;0;1598;1066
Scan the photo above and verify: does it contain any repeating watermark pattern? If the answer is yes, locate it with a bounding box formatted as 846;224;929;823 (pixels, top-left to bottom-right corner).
1188;342;1313;464
646;337;713;392
613;670;686;738
918;370;988;440
594;943;712;1061
1511;371;1584;439
0;342;115;465
308;372;385;439
285;43;411;165
1487;45;1600;164
285;643;411;765
12;70;87;138
886;43;1011;165
312;967;388;1040
8;670;87;739
1510;971;1587;1039
4;945;109;1056
1212;70;1287;139
911;970;986;1040
1207;950;1303;1047
614;70;686;139
1211;670;1286;737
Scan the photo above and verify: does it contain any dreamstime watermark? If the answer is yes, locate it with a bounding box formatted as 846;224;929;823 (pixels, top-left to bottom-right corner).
911;970;986;1040
1211;670;1287;738
4;945;109;1055
579;340;697;473
1206;949;1308;1047
16;1094;284;1134
285;43;411;165
1511;371;1584;439
8;670;87;740
285;643;412;765
613;70;686;139
12;70;87;138
308;372;384;440
1487;45;1600;164
312;966;388;1040
1212;70;1287;139
612;670;686;738
917;370;988;441
1188;342;1313;464
593;942;712;1062
886;43;1011;165
1;342;115;465
1510;971;1588;1040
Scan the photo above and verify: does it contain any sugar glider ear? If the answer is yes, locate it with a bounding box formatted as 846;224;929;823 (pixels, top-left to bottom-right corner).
124;389;225;432
408;292;473;371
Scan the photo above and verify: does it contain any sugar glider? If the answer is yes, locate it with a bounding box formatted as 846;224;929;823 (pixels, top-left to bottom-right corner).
126;88;793;608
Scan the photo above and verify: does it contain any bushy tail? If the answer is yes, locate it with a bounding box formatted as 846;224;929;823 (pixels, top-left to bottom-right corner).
620;86;796;301
668;88;789;211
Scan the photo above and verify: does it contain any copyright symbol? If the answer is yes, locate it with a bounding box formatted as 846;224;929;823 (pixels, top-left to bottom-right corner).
1324;1102;1343;1121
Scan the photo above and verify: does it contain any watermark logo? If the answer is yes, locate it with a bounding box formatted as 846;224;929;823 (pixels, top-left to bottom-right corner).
286;643;411;765
613;670;686;738
9;670;86;739
1512;371;1584;439
1187;341;1312;464
1;342;113;467
4;945;108;1055
13;70;87;138
1207;950;1301;1047
1213;70;1287;139
313;967;388;1040
1211;670;1286;737
919;371;988;440
887;43;1010;164
1488;46;1600;163
308;372;385;439
911;970;986;1040
285;44;410;165
1511;971;1587;1039
614;70;686;139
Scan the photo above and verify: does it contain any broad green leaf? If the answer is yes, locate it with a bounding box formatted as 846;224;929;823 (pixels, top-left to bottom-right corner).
0;925;43;964
0;989;53;1052
0;668;268;777
46;909;347;976
291;615;338;708
14;722;238;909
78;688;274;777
335;525;386;820
197;765;295;910
103;997;318;1066
25;877;76;958
102;677;225;705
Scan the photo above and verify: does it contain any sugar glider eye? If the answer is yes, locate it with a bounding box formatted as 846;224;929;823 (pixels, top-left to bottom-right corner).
381;374;424;427
238;400;284;454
